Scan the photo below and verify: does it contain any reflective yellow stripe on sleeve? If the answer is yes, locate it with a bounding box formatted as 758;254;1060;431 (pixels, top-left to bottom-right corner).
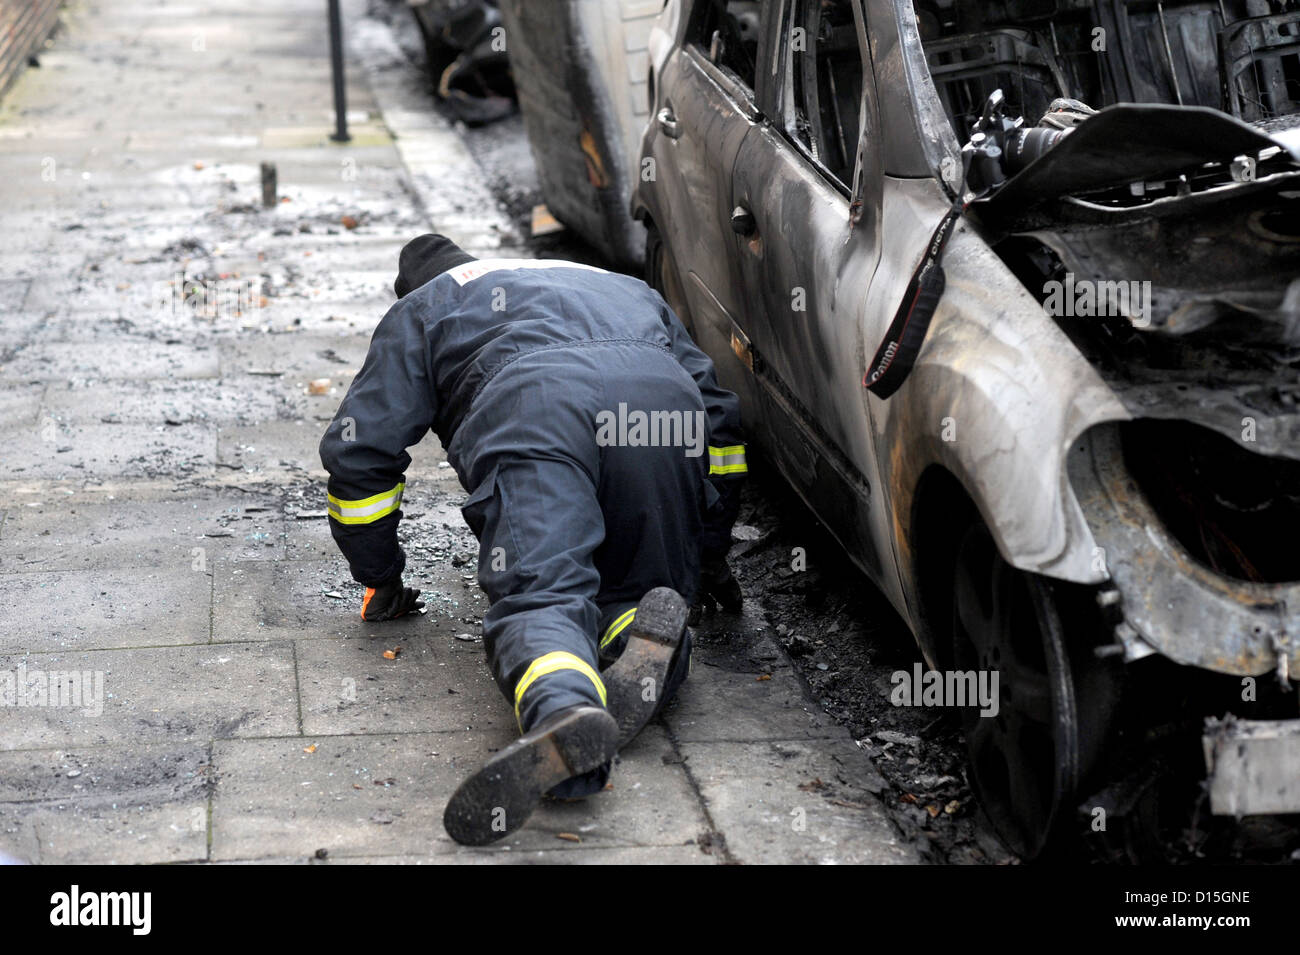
513;651;607;728
708;444;748;476
599;607;637;650
327;483;405;525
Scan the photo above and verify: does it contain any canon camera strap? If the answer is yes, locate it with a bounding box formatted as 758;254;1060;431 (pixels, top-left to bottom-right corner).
862;199;963;399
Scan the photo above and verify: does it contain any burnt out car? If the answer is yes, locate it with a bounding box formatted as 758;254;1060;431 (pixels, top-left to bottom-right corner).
633;0;1300;859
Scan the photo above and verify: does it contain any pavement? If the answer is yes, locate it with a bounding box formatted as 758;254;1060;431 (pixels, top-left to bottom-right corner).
0;0;920;864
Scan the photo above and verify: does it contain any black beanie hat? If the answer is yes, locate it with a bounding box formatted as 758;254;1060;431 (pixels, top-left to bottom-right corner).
394;233;478;298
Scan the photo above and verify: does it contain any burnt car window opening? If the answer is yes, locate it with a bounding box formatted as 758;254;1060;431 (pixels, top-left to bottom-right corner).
691;0;762;90
917;0;1300;142
788;0;866;186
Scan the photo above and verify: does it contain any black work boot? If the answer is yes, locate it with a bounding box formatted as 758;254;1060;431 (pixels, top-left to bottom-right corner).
602;587;690;748
443;704;618;846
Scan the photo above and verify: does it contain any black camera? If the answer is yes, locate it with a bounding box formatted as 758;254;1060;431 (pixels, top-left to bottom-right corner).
961;90;1092;196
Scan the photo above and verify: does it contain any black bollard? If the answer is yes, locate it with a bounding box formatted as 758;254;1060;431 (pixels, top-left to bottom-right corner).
260;162;278;207
328;0;350;143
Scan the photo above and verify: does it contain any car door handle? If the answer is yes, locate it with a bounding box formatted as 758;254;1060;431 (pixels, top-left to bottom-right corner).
731;204;756;237
657;106;681;139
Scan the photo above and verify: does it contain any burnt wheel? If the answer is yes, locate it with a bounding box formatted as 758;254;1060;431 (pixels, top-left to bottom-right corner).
951;521;1080;860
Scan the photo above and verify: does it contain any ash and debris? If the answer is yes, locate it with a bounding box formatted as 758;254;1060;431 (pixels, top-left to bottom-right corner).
724;476;1016;865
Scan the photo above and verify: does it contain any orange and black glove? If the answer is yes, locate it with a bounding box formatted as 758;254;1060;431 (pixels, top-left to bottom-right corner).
361;577;424;621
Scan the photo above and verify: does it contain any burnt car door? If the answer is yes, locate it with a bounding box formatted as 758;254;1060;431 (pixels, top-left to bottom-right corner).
728;0;894;586
643;1;773;406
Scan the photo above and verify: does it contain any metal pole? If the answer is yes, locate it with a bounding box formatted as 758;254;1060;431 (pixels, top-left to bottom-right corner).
328;0;350;142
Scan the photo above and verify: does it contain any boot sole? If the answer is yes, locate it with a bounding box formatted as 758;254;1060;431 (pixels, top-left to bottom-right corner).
604;587;688;748
443;705;618;846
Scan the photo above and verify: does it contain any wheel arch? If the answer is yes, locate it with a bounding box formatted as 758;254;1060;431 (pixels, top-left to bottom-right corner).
907;463;980;672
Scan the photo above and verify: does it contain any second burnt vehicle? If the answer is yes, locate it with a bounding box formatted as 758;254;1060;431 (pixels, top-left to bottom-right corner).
633;0;1300;860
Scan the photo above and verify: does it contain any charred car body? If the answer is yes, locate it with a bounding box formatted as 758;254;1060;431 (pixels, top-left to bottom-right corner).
633;0;1300;859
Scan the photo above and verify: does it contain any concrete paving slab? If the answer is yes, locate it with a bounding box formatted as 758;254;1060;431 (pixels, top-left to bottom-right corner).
279;512;349;563
0;493;285;572
665;660;843;743
295;628;506;737
216;418;331;473
0;641;299;749
244;237;409;275
212;558;400;643
215;300;381;336
0;742;210;864
0;277;31;312
0;313;49;346
41;377;289;426
0;340;220;381
249;298;391;336
679;737;920;865
20;314;216;347
0;565;212;652
0;252;86;283
18;298;244;339
0;383;44;430
217;332;373;378
210;724;707;860
0;421;217;480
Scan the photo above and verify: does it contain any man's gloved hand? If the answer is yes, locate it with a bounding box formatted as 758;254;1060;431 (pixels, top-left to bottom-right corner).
689;554;742;625
1038;97;1097;130
361;577;424;622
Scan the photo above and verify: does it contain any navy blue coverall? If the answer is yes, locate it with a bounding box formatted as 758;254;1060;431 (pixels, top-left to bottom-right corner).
319;236;746;735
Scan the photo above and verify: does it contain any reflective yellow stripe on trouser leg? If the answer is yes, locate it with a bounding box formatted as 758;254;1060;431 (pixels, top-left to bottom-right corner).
599;607;637;651
513;651;607;729
707;445;747;476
